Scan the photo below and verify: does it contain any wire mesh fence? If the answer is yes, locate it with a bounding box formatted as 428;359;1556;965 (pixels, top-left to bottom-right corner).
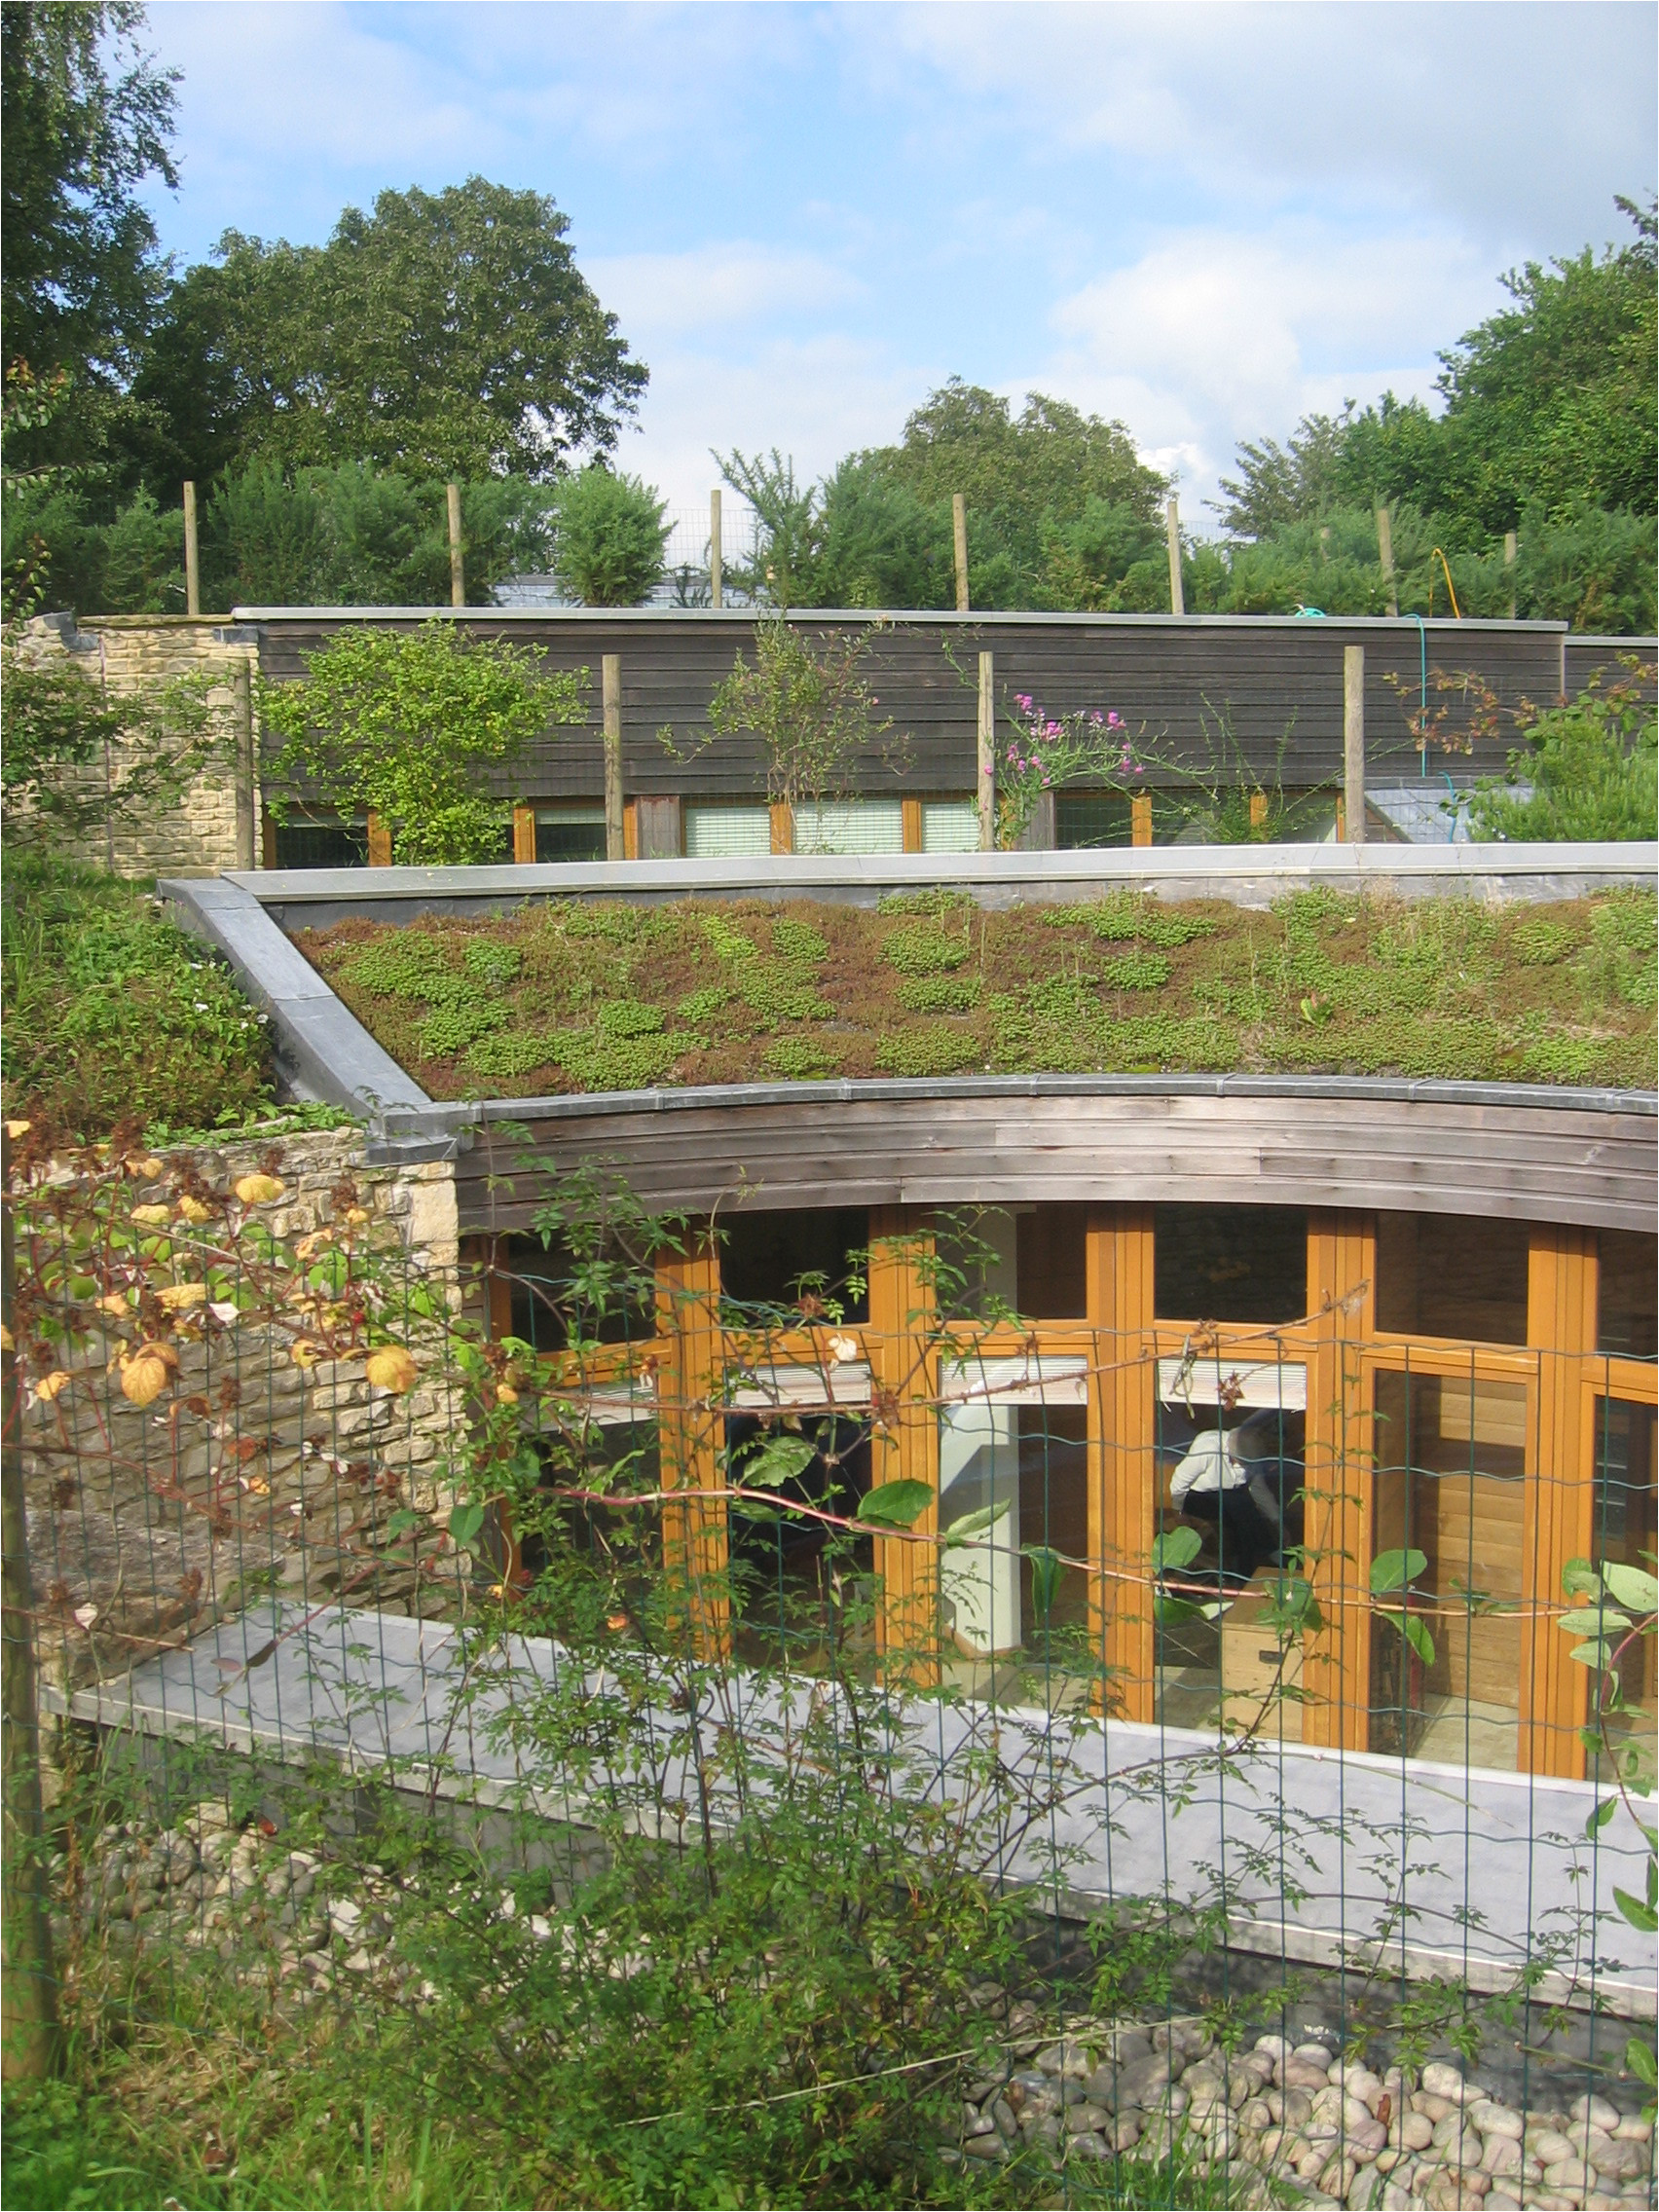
3;1128;1655;2205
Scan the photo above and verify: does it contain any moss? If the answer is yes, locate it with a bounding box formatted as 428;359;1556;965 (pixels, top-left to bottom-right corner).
897;974;982;1014
763;1035;842;1079
463;940;522;988
875;1023;984;1077
299;886;1657;1099
1101;950;1172;992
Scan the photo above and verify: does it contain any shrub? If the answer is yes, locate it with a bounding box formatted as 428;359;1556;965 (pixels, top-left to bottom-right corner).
0;858;271;1140
551;466;669;607
1467;667;1657;842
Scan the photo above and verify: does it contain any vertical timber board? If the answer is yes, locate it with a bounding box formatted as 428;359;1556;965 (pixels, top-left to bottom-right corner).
1130;793;1154;847
902;795;924;854
366;813;393;867
1522;1228;1599;1778
1086;1208;1156;1719
867;1207;939;1685
512;806;536;865
769;801;793;856
655;1235;729;1656
1303;1212;1376;1751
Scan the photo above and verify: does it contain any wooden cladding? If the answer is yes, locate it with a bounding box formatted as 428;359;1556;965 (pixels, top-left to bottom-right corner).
251;611;1567;804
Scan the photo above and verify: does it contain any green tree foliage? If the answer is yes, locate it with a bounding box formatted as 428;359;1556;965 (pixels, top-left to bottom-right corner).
0;0;178;467
707;619;893;816
129;178;647;488
260;618;585;865
549;465;669;606
1467;669;1657;842
719;383;1167;611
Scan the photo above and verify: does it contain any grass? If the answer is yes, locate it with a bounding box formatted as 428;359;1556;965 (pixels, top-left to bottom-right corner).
297;884;1659;1098
0;855;275;1143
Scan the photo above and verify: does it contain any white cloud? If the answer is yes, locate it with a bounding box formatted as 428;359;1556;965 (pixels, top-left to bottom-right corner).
587;244;863;338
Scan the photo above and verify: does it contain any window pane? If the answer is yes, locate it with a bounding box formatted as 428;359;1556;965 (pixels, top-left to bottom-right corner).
1599;1232;1658;1358
1154;1205;1308;1324
684;804;772;857
792;799;904;855
273;819;367;868
535;808;606;862
1376;1213;1530;1345
1590;1395;1657;1789
1056;793;1131;849
921;799;979;853
720;1207;869;1322
1370;1368;1527;1773
1016;1204;1088;1318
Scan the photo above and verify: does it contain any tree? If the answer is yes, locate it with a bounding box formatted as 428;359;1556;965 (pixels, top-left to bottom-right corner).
1;0;178;465
260;619;586;866
132;180;647;487
706;621;894;822
1213;408;1358;538
549;466;668;606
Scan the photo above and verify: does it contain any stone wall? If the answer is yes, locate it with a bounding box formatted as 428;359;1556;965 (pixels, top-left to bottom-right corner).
13;611;262;878
18;1124;470;1704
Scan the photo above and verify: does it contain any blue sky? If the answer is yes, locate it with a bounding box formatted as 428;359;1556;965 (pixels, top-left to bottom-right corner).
139;2;1656;534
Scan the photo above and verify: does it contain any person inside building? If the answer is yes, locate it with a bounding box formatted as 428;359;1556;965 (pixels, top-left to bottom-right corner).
1166;1412;1304;1583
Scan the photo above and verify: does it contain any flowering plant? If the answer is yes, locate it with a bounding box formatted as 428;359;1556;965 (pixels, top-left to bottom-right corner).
998;693;1148;848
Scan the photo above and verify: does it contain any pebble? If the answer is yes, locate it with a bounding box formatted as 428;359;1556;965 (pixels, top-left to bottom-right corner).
1571;2096;1621;2134
1543;2155;1594;2190
1421;2061;1472;2102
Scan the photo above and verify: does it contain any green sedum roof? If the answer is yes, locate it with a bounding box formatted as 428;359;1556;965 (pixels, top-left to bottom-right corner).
296;887;1659;1099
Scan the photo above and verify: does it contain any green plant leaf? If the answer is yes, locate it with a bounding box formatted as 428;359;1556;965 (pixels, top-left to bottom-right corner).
386;1509;421;1538
1152;1526;1203;1575
943;1497;1012;1546
857;1480;935;1530
1370;1547;1427;1596
1626;2037;1658;2088
1585;1794;1619;1838
1024;1545;1064;1628
1559;1605;1632;1637
1401;1613;1436;1669
1562;1556;1602;1599
1612;1886;1658;1934
738;1433;816;1490
448;1501;486;1549
1602;1562;1659;1616
1569;1639;1619;1670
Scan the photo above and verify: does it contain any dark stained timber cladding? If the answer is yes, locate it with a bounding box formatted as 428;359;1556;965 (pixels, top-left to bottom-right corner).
1566;639;1657;707
252;612;1569;803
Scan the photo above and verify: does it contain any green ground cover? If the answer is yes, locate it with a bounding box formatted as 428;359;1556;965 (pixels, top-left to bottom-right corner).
300;887;1659;1098
0;858;275;1142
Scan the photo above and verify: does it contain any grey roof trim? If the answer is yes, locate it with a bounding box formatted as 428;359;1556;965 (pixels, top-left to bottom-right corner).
236;604;1568;635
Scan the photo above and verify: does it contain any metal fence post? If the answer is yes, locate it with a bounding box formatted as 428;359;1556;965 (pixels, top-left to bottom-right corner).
1;1131;60;2081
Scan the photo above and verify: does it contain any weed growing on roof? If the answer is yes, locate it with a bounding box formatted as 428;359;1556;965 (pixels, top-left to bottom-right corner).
466;1029;556;1081
418;1001;506;1058
1510;911;1581;966
1101;950;1172;991
884;927;969;976
877;888;974;916
300;887;1656;1098
898;974;982;1014
763;1035;843;1079
464;939;523;988
677;985;732;1023
875;1024;984;1077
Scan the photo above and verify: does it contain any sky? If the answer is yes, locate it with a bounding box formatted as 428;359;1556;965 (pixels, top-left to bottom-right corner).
138;1;1656;538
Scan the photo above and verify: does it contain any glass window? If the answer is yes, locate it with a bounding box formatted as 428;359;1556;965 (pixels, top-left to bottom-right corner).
1016;1205;1088;1318
272;819;367;868
1589;1395;1656;1789
1369;1368;1528;1773
1056;793;1131;849
684;804;772;858
1375;1214;1530;1345
1153;1365;1308;1738
921;799;979;853
502;1232;654;1351
1599;1232;1658;1358
1154;1205;1308;1324
535;808;606;862
791;799;904;855
720;1208;868;1322
727;1411;872;1672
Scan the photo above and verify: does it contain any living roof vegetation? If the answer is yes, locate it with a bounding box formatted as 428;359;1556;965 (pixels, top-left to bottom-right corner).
297;888;1659;1100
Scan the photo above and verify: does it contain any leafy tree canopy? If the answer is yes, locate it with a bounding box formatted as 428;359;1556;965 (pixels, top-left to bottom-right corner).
550;466;668;606
129;179;648;488
1;0;178;464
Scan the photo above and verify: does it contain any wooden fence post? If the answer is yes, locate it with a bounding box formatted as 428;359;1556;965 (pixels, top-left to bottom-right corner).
977;650;995;850
1165;497;1185;616
2;1131;60;2082
230;655;256;869
447;483;465;608
512;806;536;864
603;654;624;862
1504;530;1518;621
1344;645;1365;845
953;495;970;613
1130;793;1153;847
710;489;722;610
183;480;201;617
1376;502;1398;618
